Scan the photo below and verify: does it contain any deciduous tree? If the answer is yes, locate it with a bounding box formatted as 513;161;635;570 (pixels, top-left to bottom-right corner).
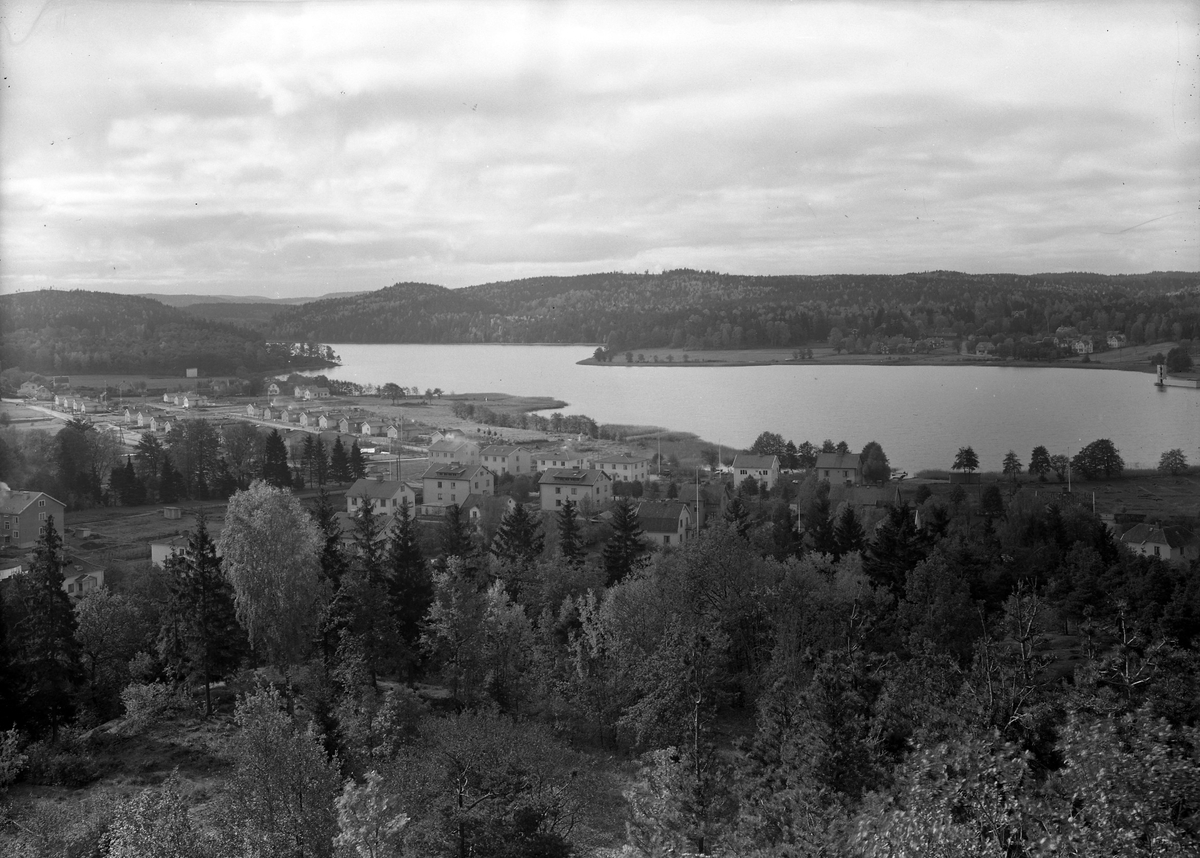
218;481;324;675
1158;448;1188;476
952;446;979;474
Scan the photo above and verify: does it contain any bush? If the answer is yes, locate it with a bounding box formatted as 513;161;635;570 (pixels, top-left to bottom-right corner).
0;728;28;790
119;681;191;734
23;739;103;787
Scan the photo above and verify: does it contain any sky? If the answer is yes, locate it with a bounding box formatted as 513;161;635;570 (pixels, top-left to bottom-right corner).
1;0;1197;299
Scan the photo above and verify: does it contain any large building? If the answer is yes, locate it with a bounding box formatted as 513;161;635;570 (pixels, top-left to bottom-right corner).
480;445;530;476
420;462;494;510
0;486;66;549
589;453;652;483
345;477;419;515
538;468;612;510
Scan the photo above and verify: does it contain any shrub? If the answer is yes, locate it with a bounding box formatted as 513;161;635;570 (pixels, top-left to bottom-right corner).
119;681;191;735
23;739;103;787
0;728;28;790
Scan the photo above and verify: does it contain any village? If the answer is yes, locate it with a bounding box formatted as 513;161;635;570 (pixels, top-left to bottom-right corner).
3;369;1197;605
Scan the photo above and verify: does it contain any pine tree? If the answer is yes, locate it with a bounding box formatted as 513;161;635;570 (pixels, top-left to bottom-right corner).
489;503;544;564
350;499;388;585
387;500;430;669
172;514;246;716
349;441;367;480
15;516;79;737
603;497;646;586
262;429;292;488
329;436;351;483
557;498;583;563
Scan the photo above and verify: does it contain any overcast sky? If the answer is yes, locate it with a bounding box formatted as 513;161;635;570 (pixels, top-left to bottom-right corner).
1;0;1196;299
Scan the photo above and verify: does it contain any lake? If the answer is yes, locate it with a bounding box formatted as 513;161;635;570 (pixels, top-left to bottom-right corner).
300;344;1199;474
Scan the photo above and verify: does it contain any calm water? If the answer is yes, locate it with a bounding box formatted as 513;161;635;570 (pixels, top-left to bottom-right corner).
301;344;1199;474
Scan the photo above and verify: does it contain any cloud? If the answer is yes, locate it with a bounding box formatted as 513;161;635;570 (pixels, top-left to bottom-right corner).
1;0;1196;297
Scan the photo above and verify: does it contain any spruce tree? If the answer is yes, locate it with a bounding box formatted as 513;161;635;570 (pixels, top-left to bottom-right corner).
603;497;646;586
301;434;316;485
833;505;866;559
387;500;430;668
175;514;246;716
349;441;367;480
329;436;352;483
311;488;347;589
262;429;292;487
724;495;751;540
489;503;544;564
16;516;79;737
440;503;474;560
864;505;926;597
313;436;330;486
805;494;837;556
0;583;17;729
557;498;583;563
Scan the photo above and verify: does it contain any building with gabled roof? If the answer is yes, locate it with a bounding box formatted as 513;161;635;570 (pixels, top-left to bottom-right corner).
0;486;66;549
538;468;611;511
732;454;780;490
420;462;494;513
480;445;530;476
429;438;480;466
815;452;862;486
345;477;418;515
533;451;586;473
1120;524;1199;565
590;453;652;483
636;500;693;547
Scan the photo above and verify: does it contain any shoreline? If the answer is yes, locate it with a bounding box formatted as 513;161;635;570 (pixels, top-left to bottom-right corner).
575;350;1169;375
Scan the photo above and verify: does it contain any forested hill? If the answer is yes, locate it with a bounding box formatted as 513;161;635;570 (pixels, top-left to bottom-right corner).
267;270;1200;349
0;290;311;375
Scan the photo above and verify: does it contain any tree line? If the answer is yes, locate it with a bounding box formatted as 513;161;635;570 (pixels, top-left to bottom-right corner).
267;270;1200;354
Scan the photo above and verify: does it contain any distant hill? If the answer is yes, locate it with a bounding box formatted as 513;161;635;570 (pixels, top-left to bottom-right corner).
179;302;287;330
138;291;367;308
0;290;323;375
267;270;1200;350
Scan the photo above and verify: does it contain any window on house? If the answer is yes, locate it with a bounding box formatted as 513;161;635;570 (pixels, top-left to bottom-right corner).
1154;545;1161;556
556;499;562;507
664;535;670;544
438;481;443;488
39;499;46;507
39;512;45;521
571;488;578;495
556;487;561;494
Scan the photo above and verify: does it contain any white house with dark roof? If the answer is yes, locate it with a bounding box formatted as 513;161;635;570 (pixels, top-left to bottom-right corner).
533;451;587;473
429;438;480;466
345;477;419;515
538;468;612;510
590;453;652;483
732;454;780;490
636;500;693;547
1120;524;1200;565
815;452;862;486
480;445;530;476
420;462;494;511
